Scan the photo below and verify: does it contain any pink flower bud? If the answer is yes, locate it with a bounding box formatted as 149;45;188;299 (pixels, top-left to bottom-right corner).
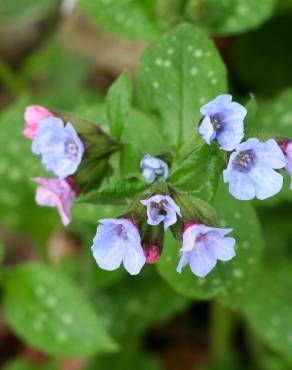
31;177;76;226
143;245;160;264
23;105;54;139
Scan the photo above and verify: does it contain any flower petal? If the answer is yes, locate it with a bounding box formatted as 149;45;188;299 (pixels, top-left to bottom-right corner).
200;94;232;116
224;171;256;200
189;242;217;277
206;233;236;261
250;165;283;200
198;116;216;145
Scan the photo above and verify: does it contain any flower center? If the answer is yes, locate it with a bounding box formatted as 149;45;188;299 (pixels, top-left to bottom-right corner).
196;233;206;243
233;149;256;173
65;139;79;157
116;224;128;240
210;114;223;132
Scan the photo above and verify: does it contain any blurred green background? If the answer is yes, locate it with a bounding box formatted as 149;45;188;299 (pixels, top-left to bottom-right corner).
1;1;292;370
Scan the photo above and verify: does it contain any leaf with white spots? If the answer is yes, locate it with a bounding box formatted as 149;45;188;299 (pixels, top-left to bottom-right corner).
78;0;160;40
157;182;263;307
3;263;116;356
256;87;292;138
243;262;292;363
184;0;277;35
138;23;227;149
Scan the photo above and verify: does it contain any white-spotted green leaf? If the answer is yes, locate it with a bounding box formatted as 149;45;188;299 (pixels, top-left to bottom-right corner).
184;0;276;35
138;23;227;149
243;262;292;364
78;0;160;40
3;263;116;356
256;87;292;138
157;182;262;307
106;71;133;140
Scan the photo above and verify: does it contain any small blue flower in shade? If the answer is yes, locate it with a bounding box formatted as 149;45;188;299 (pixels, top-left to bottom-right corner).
32;117;84;179
223;138;286;200
91;218;146;275
140;155;169;183
177;224;236;278
140;195;181;230
198;94;247;151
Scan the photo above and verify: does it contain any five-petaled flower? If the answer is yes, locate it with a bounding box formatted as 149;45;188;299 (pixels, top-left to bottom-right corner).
177;224;236;277
198;94;246;151
141;195;181;230
223;138;286;200
91;218;146;275
32;117;84;179
24;105;54;139
140;155;169;183
32;177;76;226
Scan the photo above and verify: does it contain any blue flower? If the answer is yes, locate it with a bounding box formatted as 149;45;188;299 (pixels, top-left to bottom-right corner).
91;218;146;275
140;155;168;183
223;138;286;200
198;94;246;151
32;117;84;179
177;224;236;278
140;195;181;230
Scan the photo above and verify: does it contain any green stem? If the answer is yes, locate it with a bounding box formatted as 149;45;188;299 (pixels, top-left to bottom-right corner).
210;301;235;362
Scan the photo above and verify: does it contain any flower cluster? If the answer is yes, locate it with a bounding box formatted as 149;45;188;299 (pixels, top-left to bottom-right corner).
91;193;236;276
24;105;84;225
199;95;288;200
26;93;292;280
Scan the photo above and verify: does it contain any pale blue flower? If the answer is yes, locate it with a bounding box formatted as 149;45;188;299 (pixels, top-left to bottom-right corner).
91;218;146;275
140;155;168;183
177;224;236;277
198;94;246;151
140;195;181;230
32;117;84;179
223;138;286;200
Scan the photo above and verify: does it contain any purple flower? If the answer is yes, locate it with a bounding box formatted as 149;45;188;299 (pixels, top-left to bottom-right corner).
140;155;168;183
32;117;84;179
140;195;181;230
223;138;286;200
177;224;236;277
91;218;146;275
198;94;246;151
279;140;292;189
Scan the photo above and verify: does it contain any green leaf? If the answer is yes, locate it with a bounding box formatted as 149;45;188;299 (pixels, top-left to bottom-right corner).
106;71;133;140
169;143;225;203
245;94;258;131
0;97;58;245
120;143;143;178
3;263;116;356
256;87;292;138
185;0;276;35
78;178;149;205
138;23;227;149
243;262;292;364
157;182;263;307
73;103;171;153
93;271;189;340
78;0;160;40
